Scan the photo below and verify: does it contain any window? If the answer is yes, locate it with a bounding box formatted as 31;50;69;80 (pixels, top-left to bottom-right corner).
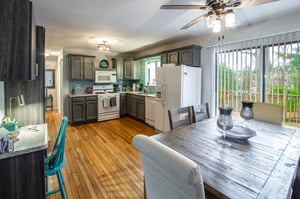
144;56;160;86
214;31;300;125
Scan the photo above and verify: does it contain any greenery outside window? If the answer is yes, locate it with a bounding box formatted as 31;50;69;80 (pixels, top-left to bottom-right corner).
214;31;300;126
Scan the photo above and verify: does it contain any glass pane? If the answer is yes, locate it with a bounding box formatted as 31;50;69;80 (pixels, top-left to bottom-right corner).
265;42;300;125
217;48;261;113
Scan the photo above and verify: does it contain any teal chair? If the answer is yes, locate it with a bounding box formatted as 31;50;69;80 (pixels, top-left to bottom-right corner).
44;116;68;199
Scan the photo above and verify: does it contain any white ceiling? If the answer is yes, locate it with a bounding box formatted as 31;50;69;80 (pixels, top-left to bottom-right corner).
32;0;300;55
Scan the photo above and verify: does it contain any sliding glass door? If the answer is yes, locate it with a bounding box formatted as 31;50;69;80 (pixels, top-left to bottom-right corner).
265;42;300;124
215;31;300;125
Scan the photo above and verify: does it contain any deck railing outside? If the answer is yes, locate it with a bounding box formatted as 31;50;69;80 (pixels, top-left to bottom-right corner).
218;90;300;126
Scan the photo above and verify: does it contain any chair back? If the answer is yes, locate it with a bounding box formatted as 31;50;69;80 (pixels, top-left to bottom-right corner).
252;102;283;124
133;134;206;199
192;103;210;123
48;116;68;169
168;106;193;130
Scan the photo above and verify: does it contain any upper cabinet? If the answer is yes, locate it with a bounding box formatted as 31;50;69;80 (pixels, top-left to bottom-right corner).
69;55;95;80
160;45;201;67
123;58;140;80
0;0;36;81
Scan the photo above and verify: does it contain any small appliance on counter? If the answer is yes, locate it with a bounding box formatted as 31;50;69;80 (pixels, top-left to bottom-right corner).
85;87;93;94
132;83;137;91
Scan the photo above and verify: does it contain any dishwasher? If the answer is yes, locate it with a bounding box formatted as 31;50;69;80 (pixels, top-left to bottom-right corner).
145;96;156;127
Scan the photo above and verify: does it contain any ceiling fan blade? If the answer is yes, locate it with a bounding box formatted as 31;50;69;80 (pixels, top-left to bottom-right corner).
160;5;208;10
181;13;210;30
239;0;280;7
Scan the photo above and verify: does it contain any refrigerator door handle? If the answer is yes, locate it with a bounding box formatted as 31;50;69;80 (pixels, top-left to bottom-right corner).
162;81;166;106
163;81;167;106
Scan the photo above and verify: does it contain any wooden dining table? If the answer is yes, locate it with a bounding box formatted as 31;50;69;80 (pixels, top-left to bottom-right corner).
152;117;300;199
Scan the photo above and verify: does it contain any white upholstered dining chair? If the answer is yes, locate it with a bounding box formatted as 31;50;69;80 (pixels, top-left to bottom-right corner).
133;134;206;199
252;102;284;124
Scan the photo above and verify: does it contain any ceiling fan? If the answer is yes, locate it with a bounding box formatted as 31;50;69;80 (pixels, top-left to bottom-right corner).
160;0;279;31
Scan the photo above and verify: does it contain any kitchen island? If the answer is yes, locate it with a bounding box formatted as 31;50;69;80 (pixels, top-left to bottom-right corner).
0;124;48;199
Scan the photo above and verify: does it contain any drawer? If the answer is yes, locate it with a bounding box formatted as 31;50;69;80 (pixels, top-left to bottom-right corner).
86;96;97;101
72;97;85;102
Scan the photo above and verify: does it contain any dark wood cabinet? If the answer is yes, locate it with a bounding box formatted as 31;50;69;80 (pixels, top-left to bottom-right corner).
69;55;95;80
0;150;46;199
127;94;145;122
4;26;45;126
0;0;36;81
70;95;98;125
120;93;127;116
160;45;201;67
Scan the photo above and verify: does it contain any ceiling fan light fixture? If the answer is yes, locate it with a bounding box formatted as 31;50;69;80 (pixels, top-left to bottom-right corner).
212;19;221;33
225;11;236;28
207;15;217;28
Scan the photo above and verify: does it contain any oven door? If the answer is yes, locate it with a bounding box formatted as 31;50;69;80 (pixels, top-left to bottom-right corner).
98;95;120;113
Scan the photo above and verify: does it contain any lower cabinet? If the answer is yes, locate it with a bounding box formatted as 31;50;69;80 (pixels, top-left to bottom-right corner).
127;94;145;122
69;95;98;125
0;150;45;199
120;93;127;116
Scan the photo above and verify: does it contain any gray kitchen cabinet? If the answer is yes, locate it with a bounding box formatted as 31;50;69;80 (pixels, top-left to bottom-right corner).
167;51;179;65
136;98;145;121
115;58;124;80
123;58;140;80
179;46;201;67
83;57;95;79
86;96;98;122
69;55;95;80
127;94;145;122
160;45;201;67
161;53;167;66
70;95;98;125
126;93;131;114
120;93;127;116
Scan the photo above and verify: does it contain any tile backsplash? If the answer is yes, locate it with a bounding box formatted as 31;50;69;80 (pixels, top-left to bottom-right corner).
69;80;93;94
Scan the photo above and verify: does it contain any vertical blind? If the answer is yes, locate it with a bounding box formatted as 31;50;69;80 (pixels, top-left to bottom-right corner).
212;31;300;125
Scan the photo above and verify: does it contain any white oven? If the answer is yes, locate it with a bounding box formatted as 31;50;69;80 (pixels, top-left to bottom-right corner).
97;93;120;121
93;84;120;121
95;70;117;84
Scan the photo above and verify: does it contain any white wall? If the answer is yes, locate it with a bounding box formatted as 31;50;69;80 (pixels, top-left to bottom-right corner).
45;56;58;109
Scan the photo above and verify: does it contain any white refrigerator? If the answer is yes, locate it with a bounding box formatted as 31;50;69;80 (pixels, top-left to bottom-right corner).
154;65;202;132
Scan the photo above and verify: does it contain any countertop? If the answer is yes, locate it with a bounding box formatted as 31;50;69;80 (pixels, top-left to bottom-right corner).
69;92;156;98
0;124;48;160
69;93;97;97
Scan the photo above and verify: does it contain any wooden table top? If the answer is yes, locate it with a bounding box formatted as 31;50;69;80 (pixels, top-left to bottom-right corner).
152;118;300;199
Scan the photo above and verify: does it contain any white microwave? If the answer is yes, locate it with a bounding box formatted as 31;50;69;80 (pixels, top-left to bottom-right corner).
95;70;117;83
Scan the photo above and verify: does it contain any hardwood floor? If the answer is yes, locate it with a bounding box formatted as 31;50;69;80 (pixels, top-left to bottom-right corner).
45;110;156;199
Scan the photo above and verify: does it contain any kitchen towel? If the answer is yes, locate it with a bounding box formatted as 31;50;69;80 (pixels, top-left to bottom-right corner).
110;97;117;107
103;97;110;108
